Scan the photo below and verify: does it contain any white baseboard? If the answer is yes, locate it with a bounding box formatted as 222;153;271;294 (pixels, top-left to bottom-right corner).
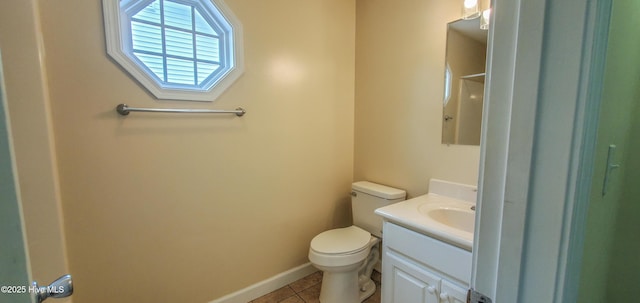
208;263;317;303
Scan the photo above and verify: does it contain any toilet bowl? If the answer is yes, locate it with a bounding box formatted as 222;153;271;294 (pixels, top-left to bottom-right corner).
308;182;405;303
310;226;380;303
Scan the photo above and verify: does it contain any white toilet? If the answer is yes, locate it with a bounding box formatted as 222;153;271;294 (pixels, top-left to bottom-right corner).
308;181;406;303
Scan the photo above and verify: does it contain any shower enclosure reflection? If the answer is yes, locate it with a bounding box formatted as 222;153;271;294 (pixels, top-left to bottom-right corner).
441;18;487;146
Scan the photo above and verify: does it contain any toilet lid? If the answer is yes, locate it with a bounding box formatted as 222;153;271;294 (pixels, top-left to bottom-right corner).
310;226;371;255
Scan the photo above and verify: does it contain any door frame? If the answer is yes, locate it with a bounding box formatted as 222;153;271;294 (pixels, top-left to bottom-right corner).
0;49;34;303
472;0;612;301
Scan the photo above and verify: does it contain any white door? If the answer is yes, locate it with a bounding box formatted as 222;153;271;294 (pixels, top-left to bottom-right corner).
383;252;440;303
439;280;467;303
573;0;640;301
0;51;33;303
471;0;638;302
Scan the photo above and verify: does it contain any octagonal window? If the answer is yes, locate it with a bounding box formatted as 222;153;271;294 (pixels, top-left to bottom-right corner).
103;0;244;101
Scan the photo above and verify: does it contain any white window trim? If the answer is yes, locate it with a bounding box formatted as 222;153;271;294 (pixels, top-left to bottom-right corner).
102;0;244;102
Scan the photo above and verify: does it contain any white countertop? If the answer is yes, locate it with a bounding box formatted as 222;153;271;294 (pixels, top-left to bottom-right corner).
375;193;475;251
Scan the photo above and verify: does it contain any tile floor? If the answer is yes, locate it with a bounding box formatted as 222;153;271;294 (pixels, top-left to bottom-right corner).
249;270;382;303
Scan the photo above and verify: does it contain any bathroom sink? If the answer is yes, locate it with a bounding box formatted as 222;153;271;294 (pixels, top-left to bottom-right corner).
375;193;476;250
419;204;475;234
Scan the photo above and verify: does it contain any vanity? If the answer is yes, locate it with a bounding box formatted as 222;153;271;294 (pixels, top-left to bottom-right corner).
375;179;477;303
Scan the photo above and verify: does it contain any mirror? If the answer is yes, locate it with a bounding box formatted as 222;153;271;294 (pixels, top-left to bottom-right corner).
441;18;488;146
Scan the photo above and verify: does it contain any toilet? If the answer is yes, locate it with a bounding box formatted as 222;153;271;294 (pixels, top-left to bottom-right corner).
308;181;406;303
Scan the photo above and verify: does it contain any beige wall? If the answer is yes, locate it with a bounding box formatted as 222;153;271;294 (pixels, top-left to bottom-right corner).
2;0;483;301
354;0;481;197
0;0;70;295
35;0;355;302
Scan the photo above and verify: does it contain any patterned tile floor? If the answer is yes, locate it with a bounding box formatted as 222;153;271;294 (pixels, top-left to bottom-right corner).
249;270;382;303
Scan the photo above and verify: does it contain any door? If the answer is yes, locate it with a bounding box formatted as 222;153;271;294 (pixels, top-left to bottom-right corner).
0;50;33;303
383;252;440;303
575;0;640;301
440;280;467;303
472;0;638;302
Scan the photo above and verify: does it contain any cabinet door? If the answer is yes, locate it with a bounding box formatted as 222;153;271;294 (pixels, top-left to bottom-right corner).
383;250;440;303
439;279;468;303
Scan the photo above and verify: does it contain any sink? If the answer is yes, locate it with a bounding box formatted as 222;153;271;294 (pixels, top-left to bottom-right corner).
375;193;476;250
419;204;475;234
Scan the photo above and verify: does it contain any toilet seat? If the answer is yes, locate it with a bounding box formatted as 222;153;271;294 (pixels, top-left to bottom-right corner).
310;226;371;255
309;226;374;268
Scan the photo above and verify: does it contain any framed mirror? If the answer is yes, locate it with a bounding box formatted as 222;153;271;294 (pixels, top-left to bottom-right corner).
441;18;488;145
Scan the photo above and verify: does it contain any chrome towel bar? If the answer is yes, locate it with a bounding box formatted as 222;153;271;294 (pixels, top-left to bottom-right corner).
116;104;246;117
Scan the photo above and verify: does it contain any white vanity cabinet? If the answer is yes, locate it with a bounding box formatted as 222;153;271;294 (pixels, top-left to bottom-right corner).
381;222;471;303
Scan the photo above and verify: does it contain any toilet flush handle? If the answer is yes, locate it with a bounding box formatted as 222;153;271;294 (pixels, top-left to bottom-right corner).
350;191;357;197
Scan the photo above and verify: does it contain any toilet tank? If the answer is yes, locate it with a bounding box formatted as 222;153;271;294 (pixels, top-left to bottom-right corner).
351;181;406;237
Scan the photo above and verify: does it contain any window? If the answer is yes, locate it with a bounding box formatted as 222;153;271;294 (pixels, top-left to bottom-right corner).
103;0;243;101
443;63;452;106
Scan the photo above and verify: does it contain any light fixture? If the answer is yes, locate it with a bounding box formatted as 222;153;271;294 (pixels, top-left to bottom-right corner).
462;0;480;20
480;8;491;30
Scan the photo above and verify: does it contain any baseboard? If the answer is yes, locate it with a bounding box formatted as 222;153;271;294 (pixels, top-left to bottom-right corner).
208;262;317;303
